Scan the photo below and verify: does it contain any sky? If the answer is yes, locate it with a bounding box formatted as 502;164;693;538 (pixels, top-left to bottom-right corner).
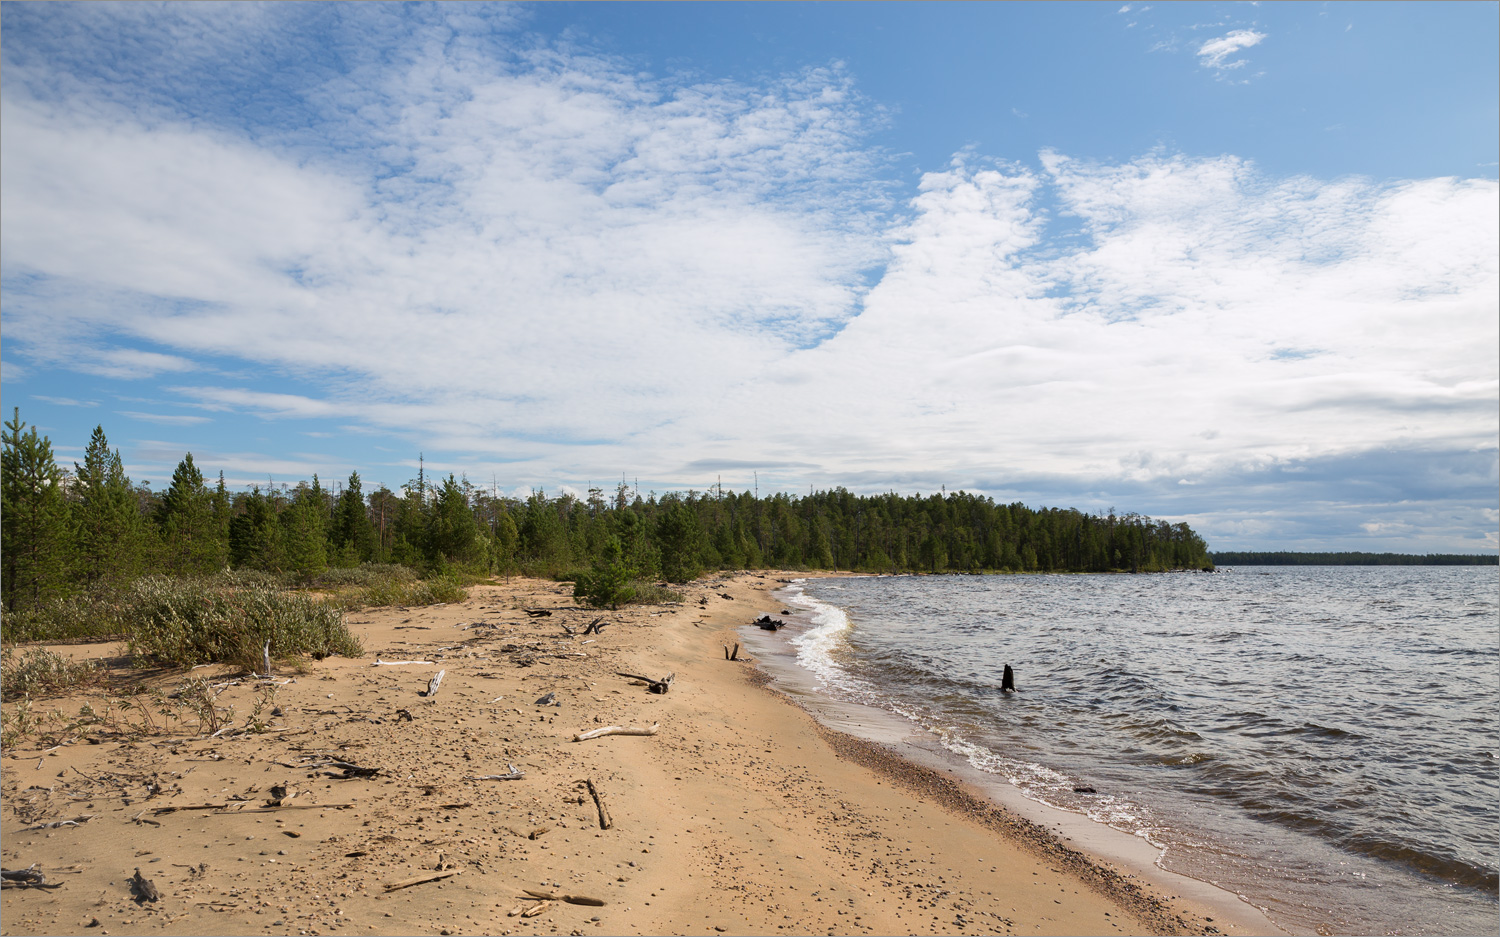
1;1;1496;553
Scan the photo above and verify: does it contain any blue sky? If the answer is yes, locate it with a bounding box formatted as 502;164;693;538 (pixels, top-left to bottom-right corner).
2;1;1496;552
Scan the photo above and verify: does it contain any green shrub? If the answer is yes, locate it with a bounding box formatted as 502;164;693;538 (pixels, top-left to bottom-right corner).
0;586;131;644
574;563;637;609
123;577;361;670
629;580;684;605
308;564;417;589
1;646;103;701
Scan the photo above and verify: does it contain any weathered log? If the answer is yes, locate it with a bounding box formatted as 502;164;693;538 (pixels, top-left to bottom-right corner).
614;671;674;694
521;900;551;918
754;614;787;631
582;778;613;830
572;722;659;742
20;815;95;832
384;869;461;892
582;618;607;635
523;888;606;907
425;670;446;698
374;659;434;666
1;866;63;890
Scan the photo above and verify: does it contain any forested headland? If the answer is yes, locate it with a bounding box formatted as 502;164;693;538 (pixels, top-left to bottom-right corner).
3;410;1215;621
1210;551;1497;566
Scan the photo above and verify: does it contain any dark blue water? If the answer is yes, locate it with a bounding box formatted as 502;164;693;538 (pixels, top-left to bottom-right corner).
780;567;1499;936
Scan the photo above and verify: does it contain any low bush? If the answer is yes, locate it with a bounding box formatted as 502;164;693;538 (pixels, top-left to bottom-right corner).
1;646;103;701
123;577;361;670
0;587;131;644
307;564;417;589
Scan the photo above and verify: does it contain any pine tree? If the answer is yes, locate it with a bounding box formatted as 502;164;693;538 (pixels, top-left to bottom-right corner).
427;474;482;566
157;453;225;576
71;425;145;588
2;409;72;611
330;471;376;566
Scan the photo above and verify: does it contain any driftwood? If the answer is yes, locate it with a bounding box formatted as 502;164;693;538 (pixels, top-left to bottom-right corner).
720;592;734;601
523;888;606;907
723;643;741;661
521;900;551;918
558;621;576;635
527;826;550;840
582;618;608;635
424;670;446;698
582;778;613;830
384;869;461;892
374;659;434;666
615;671;674;694
467;763;525;781
1001;663;1016;692
151;802;354;816
130;868;160;903
534;692;556;706
572;722;659;742
1;866;63;890
261;639;272;678
524;608;553;618
20;815;95;832
755;614;787;631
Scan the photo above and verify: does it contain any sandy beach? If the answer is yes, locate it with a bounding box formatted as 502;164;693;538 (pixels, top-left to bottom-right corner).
2;573;1284;937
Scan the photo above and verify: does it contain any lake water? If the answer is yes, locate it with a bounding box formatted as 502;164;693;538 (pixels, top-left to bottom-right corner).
772;567;1498;936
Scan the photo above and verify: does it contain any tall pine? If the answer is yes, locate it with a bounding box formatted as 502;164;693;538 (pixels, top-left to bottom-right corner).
2;409;73;611
72;425;145;588
157;453;226;576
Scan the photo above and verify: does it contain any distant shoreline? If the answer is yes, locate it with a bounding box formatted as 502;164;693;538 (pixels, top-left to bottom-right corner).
1209;551;1497;565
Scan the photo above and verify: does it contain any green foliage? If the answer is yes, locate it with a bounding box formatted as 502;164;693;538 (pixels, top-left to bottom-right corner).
2;408;73;612
157;454;226;576
573;562;636;609
72;425;146;588
655;499;704;583
123;576;362;670
330;471;376;563
0;584;132;644
1;646;103;701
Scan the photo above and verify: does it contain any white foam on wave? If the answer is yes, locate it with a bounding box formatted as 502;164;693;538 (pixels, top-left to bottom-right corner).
784;580;856;689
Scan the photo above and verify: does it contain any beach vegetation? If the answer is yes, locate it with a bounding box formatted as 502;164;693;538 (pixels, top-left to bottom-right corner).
2;407;1222;647
1;646;103;701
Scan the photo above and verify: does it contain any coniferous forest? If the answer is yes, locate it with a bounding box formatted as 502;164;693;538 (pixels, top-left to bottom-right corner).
2;410;1215;617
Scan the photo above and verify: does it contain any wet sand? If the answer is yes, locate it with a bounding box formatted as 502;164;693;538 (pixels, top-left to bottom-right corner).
2;572;1281;936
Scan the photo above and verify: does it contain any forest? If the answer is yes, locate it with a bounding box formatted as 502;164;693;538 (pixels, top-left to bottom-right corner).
3;410;1215;616
1210;551;1497;566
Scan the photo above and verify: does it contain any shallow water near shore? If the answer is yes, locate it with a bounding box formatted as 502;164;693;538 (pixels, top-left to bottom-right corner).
760;567;1498;936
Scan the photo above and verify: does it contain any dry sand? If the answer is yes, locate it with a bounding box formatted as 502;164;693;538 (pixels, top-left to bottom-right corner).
3;572;1283;937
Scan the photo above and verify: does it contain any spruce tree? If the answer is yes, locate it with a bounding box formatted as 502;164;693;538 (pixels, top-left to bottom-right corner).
331;471;376;565
2;409;72;611
72;425;145;588
157;453;225;576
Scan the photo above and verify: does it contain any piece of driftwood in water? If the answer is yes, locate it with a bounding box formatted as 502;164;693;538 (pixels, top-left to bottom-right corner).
383;869;461;892
424;670;446;698
523;888;607;907
582;618;607;635
614;671;674;694
524;608;553;618
130;868;160;903
754;614;786;631
1001;664;1016;692
723;643;741;661
572;722;659;742
581;778;612;830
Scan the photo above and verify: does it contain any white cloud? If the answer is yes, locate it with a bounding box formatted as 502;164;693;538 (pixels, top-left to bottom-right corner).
1196;29;1267;74
115;411;212;426
1;9;1495;548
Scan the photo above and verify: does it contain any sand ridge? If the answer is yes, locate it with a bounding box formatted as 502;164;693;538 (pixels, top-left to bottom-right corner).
3;573;1255;936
